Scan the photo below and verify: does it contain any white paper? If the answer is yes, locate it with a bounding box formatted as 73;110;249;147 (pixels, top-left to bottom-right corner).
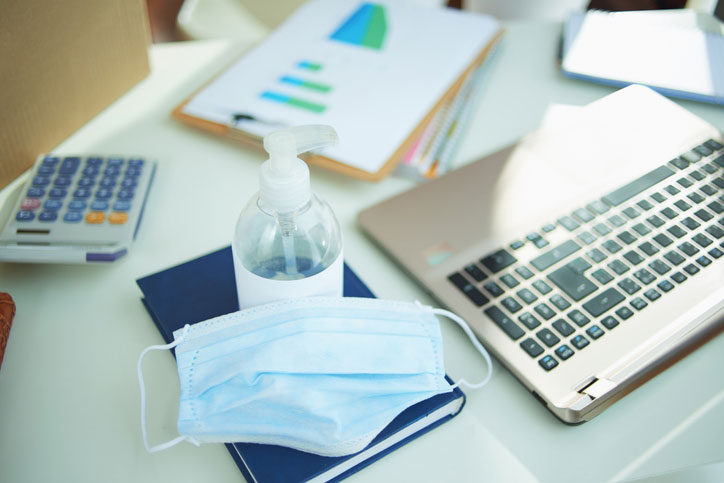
182;0;500;174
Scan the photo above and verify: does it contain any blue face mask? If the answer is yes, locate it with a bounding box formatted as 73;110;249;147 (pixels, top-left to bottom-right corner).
137;297;492;456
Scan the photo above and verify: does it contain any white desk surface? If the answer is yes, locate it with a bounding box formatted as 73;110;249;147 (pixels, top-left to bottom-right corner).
1;20;724;483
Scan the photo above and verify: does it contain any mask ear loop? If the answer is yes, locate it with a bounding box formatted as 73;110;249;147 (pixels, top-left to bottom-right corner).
415;302;493;390
137;325;200;453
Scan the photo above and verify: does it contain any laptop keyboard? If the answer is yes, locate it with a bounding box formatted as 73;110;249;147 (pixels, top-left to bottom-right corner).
447;139;724;371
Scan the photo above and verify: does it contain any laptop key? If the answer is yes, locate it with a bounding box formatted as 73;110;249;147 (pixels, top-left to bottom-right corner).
678;242;699;256
552;319;575;337
555;345;574;361
616;306;634;320
692;233;713;248
501;297;523;313
623;250;645;266
534;303;556;320
667;225;687;238
537;328;560;347
602;165;675;207
587;200;610;215
518;312;541;330
586;325;605;340
483;281;505;298
484;306;524;340
592;268;614;285
568;309;590;327
631;297;648;310
648;259;671;275
587;248;607;263
550;294;571;311
530;239;581;272
547;265;598;301
516;288;538;304
657;280;675;292
684;263;700;275
608;259;630;275
647;214;665;228
708;201;724;214
694;209;713;222
601;316;619;330
538;355;558;371
696;255;712;267
582;287;625;317
558;216;580;231
464;264;487;282
515;266;535;279
570;334;590;350
480;249;517;273
653;233;673;247
520;338;544;358
671;272;687;283
602;240;623;254
634;268;657;285
448;273;490;307
644;289;661;301
500;274;520;288
532;280;553;295
638;241;659;256
618;278;641;295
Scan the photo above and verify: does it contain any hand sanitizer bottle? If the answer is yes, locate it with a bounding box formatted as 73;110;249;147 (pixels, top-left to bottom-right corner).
232;125;343;309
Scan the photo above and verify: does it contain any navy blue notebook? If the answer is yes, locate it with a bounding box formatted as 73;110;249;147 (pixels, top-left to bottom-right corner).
136;245;465;483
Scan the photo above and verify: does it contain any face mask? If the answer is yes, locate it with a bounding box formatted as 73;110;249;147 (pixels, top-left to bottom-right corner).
137;297;492;456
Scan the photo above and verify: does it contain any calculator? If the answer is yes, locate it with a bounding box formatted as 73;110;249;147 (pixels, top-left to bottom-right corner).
0;154;157;263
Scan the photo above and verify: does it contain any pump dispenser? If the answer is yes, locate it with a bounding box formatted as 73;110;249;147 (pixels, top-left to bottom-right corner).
232;125;343;309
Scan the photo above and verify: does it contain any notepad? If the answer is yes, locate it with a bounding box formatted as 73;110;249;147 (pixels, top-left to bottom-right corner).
174;0;502;181
136;246;466;483
561;10;724;105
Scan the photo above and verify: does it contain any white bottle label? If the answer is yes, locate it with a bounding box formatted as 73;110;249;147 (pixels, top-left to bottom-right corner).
232;244;344;310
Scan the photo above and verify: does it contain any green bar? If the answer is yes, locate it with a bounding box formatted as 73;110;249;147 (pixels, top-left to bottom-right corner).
362;6;386;49
287;97;326;113
298;61;322;71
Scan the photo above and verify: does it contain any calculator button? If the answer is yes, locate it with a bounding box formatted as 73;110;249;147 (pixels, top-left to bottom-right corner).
117;189;135;200
85;211;106;224
109;212;128;225
112;201;132;212
64;212;83;223
20;198;41;211
107;157;124;167
99;177;116;188
128;158;145;167
104;166;121;176
125;167;142;177
78;177;95;187
95;189;113;199
38;165;55;175
83;166;100;176
42;156;60;165
73;189;91;199
49;188;67;198
90;200;109;211
16;210;35;221
59;157;80;174
53;176;72;187
121;178;137;189
27;187;45;198
43;199;63;211
38;211;58;222
32;176;51;187
68;200;87;210
87;157;103;166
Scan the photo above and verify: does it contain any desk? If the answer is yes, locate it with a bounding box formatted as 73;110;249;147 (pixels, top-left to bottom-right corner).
1;20;723;483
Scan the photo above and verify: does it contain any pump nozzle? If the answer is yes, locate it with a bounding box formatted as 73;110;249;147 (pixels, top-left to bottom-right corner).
259;125;339;214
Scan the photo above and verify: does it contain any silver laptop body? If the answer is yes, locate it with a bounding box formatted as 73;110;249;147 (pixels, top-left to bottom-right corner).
359;137;724;424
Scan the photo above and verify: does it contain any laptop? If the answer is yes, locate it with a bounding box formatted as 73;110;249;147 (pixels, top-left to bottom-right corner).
358;86;724;423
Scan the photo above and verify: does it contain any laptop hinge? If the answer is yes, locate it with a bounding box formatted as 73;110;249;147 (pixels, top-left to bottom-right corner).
578;377;617;400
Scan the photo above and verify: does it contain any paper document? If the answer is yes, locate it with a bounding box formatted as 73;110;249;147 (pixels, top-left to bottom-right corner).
180;0;500;176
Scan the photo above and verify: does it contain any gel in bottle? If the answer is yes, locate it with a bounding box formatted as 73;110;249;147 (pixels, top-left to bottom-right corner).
232;125;343;309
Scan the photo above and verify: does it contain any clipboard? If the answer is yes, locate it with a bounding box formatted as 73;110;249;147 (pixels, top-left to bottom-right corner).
172;0;503;181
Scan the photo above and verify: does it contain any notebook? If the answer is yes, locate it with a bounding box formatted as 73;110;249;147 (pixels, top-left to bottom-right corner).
561;10;724;105
172;0;502;181
359;85;724;423
136;246;465;483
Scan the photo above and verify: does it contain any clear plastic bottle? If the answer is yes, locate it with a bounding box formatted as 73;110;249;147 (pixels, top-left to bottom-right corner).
232;125;343;309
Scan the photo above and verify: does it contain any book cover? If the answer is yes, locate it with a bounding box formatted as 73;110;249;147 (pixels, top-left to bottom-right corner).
136;245;465;483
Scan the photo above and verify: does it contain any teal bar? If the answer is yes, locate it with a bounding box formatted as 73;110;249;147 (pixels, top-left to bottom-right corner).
260;91;326;113
279;76;332;93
